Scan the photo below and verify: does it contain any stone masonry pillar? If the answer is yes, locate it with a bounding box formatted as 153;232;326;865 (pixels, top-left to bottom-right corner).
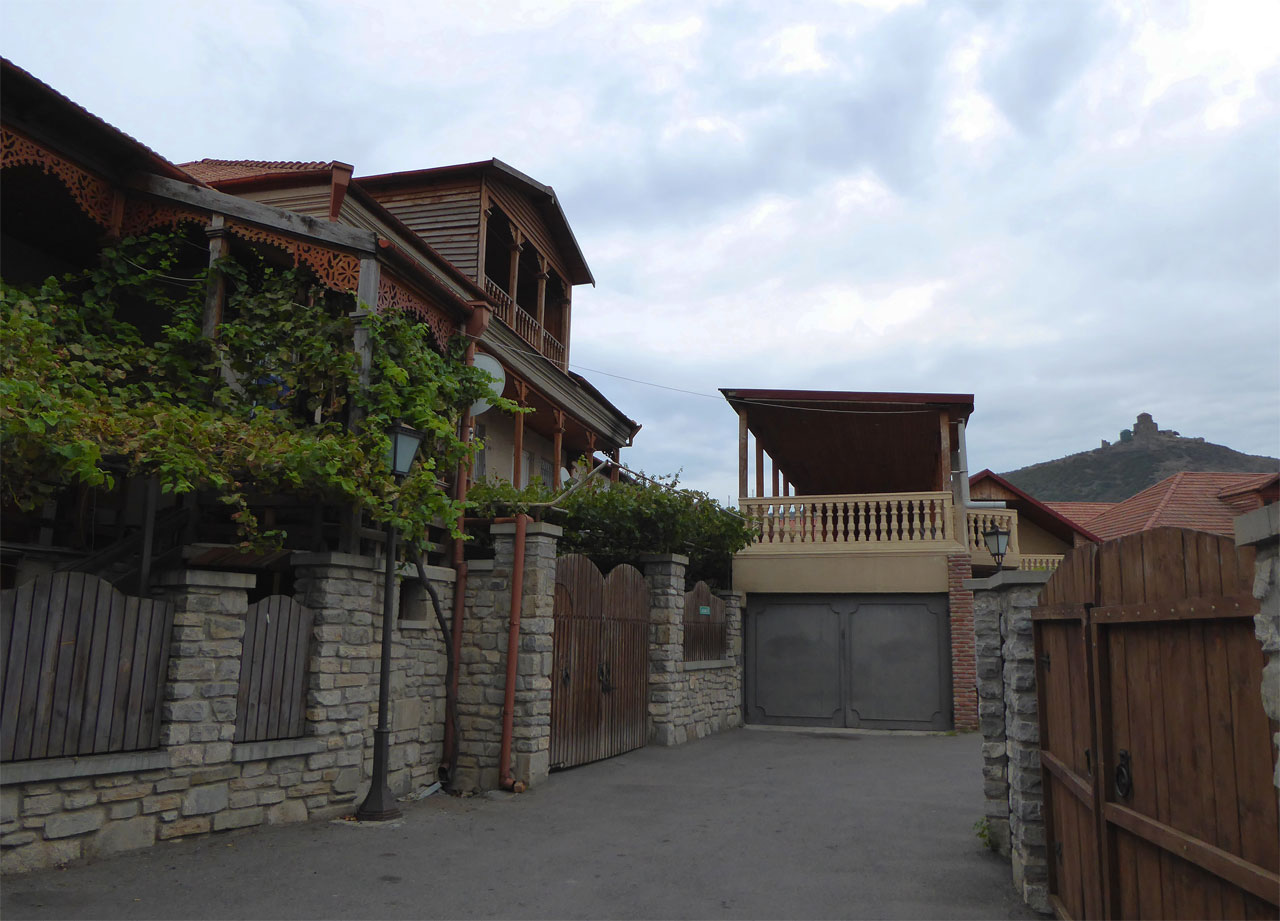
292;552;378;806
643;554;688;746
717;589;744;730
973;587;1010;856
154;569;254;832
1235;504;1280;789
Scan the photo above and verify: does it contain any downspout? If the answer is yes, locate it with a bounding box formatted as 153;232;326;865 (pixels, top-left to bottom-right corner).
499;513;529;792
954;419;1006;510
443;302;491;784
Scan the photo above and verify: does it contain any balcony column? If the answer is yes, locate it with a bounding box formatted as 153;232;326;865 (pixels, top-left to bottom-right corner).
551;411;565;490
737;411;748;499
754;440;765;498
781;474;789;498
506;225;523;298
560;294;572;363
512;380;529;487
609;448;621;484
938;410;952;492
535;254;548;330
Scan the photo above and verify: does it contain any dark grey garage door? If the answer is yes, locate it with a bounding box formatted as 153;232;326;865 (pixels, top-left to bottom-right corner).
744;594;952;730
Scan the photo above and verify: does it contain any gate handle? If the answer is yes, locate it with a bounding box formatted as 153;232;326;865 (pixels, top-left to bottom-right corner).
1114;749;1133;800
598;662;613;693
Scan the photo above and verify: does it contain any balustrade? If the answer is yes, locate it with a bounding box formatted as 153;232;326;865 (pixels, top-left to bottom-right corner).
740;492;954;547
483;277;566;369
1019;554;1063;572
964;508;1020;558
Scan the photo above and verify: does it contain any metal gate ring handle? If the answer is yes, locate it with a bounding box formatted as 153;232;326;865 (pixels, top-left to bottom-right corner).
1114;749;1133;800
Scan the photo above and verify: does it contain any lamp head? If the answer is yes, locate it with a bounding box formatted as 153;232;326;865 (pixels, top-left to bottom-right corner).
386;422;425;480
983;522;1011;569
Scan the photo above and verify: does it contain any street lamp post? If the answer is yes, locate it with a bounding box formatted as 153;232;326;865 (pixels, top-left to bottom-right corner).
982;522;1011;571
356;422;425;822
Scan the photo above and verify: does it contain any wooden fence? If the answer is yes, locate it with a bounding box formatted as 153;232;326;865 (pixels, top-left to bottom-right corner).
1033;528;1278;920
234;595;313;743
1;573;173;761
683;582;727;661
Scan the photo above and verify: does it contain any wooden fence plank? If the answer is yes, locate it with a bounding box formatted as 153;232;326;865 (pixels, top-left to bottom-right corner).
1203;622;1246;918
29;573;70;760
59;575;100;758
121;599;154;751
91;584;126;754
142;600;172;748
107;595;140;753
1;580;36;761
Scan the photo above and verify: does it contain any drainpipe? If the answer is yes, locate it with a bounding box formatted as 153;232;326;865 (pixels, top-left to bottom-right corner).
954;420;1006;510
498;513;529;792
443;302;491;784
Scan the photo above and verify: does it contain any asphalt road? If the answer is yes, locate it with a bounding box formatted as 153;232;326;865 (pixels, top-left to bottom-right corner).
2;728;1042;920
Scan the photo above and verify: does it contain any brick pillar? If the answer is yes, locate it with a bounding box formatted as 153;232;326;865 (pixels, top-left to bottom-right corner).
154;569;254;833
717;589;744;730
456;522;559;792
643;554;688;746
947;553;978;730
292;552;378;807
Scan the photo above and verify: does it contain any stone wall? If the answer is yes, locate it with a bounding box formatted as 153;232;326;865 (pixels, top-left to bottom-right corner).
453;521;557;793
969;569;1052;915
1236;504;1280;789
1;558;454;874
643;556;742;746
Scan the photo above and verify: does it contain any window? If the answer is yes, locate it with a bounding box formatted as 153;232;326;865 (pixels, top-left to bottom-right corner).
539;458;555;487
522;450;534;487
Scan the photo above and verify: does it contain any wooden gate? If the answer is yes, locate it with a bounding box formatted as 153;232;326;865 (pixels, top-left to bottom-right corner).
1034;527;1279;919
1;572;173;761
550;554;649;770
235;595;314;743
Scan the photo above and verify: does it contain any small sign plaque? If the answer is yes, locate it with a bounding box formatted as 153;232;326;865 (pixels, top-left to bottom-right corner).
698;605;711;617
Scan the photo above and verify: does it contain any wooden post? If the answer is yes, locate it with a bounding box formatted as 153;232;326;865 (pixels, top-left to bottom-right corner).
561;294;572;363
782;474;789;498
938;410;952;492
203;216;229;339
535;254;548;329
512;380;529;487
507;226;522;299
341;257;380;553
552;411;565;489
771;462;779;498
755;440;764;499
609;448;620;483
738;411;749;500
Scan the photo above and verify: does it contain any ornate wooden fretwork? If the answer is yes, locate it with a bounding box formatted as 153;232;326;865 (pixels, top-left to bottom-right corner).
224;219;361;294
118;198;207;236
0;126;114;228
377;276;455;350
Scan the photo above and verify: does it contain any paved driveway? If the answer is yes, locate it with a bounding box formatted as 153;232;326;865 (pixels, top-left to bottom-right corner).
2;728;1039;920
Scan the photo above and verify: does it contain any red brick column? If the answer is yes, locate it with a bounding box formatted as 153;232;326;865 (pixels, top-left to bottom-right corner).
948;553;978;730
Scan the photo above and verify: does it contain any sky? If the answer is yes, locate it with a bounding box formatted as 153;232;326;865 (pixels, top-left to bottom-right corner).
4;0;1278;504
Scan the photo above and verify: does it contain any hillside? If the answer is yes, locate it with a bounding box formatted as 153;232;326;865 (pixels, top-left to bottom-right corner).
1001;413;1278;502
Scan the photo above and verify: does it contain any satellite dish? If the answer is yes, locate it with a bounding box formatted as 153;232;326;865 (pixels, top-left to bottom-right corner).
469;353;507;417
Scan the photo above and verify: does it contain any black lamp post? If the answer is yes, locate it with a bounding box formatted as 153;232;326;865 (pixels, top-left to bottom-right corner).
356;422;425;822
983;522;1011;571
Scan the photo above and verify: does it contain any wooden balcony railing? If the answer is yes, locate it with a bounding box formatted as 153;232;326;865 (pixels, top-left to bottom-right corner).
484;277;567;371
739;492;954;548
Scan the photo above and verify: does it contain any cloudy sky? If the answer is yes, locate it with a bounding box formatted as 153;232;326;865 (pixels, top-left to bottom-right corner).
5;0;1277;503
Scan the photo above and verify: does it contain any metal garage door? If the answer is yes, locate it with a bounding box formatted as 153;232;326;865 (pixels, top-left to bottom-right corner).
744;594;952;730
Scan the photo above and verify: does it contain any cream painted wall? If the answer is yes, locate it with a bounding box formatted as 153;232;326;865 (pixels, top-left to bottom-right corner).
473;410;560;487
732;549;953;594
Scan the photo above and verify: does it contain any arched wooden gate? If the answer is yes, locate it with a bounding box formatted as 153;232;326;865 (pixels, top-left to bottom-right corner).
1033;527;1278;919
550;555;649;770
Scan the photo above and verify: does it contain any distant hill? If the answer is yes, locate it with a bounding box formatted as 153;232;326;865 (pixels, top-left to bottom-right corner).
1001;413;1279;502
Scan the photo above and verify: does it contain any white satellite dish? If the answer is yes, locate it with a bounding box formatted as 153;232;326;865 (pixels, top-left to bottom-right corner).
468;353;507;417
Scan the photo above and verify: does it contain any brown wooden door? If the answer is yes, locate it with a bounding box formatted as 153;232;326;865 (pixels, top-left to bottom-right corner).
550;555;649;769
1034;528;1280;920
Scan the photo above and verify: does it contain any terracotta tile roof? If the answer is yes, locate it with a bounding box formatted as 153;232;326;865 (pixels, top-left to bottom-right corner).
178;159;334;183
1086;472;1279;540
1045;502;1115;527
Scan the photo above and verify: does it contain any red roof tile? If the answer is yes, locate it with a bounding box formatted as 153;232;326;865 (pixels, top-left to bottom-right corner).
1086;472;1279;540
1045;502;1116;527
178;159;334;183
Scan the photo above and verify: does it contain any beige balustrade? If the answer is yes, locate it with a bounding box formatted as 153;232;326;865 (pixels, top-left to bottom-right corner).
1019;555;1063;572
965;508;1020;557
740;492;954;548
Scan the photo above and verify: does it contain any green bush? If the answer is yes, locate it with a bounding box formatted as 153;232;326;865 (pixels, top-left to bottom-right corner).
465;472;754;590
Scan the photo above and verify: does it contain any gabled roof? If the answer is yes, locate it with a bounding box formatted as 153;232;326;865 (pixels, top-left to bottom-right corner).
969;470;1102;544
1086;472;1279;540
2;57;198;184
1045;501;1115;527
179;159;340;184
358;158;594;286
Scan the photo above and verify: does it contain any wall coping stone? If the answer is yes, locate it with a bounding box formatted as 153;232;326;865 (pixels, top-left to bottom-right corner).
684;659;735;671
715;590;745;602
290;551;377;569
154;569;256;589
1236;504;1279;548
490;521;563;538
467;560;495;573
964;570;1054;591
231;738;327;762
395;562;457;582
1;750;169;785
638;553;690;565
